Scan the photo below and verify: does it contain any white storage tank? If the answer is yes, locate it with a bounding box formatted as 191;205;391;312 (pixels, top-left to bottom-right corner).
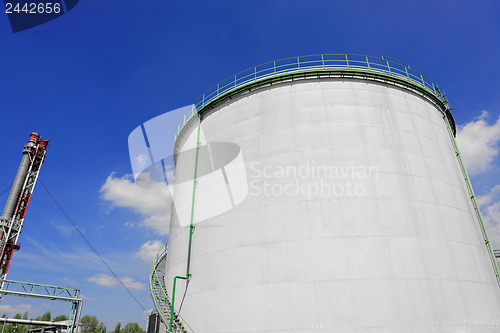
165;55;500;333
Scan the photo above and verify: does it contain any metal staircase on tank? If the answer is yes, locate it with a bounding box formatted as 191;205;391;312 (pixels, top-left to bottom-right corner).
150;244;194;333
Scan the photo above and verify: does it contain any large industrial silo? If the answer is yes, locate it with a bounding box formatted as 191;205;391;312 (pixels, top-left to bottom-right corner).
159;55;500;333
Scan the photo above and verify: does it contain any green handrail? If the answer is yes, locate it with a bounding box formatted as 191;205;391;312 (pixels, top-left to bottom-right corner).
149;245;194;333
174;54;450;142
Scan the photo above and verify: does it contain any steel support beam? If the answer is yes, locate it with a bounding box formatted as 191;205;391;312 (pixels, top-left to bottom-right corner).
0;280;82;333
0;318;68;327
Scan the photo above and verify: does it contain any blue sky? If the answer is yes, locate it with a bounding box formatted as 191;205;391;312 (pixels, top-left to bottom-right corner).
1;0;500;329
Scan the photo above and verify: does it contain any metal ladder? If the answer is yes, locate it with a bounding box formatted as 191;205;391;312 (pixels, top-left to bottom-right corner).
150;245;193;333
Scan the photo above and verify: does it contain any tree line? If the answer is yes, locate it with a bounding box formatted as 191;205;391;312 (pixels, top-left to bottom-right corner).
0;312;144;333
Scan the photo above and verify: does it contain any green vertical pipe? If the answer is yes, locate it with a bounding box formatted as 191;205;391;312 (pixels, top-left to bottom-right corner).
443;113;500;286
170;275;188;332
186;116;201;276
169;114;202;332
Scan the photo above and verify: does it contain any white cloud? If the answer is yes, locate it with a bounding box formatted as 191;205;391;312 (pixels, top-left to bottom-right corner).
87;273;116;287
135;240;164;263
165;165;175;184
0;304;32;315
142;309;155;323
16;236;154;291
477;185;500;208
135;154;149;170
100;173;171;235
87;273;145;290
476;184;500;249
16;239;106;274
456;111;500;175
50;221;76;237
484;201;500;249
79;293;92;301
120;277;146;290
61;277;77;286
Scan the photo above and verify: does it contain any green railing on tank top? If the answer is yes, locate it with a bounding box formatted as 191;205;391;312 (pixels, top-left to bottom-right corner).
174;53;451;142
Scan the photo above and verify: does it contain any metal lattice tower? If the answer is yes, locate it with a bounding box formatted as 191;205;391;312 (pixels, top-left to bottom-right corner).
0;132;49;281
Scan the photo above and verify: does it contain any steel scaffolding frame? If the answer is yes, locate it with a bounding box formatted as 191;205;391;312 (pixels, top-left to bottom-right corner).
0;279;82;333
